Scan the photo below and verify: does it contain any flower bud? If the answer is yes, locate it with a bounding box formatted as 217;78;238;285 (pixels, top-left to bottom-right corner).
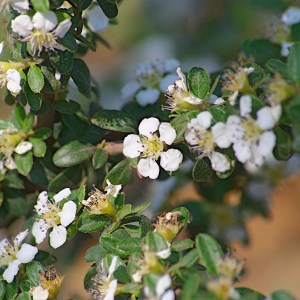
154;211;185;243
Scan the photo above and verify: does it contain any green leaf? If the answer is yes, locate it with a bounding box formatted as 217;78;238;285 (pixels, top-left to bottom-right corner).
72;0;93;10
15;151;33;176
26;261;44;286
100;236;142;258
169;249;199;271
5;279;19;300
17;292;31;300
131;201;151;214
31;0;49;12
273;126;293;160
31;128;52;140
145;232;168;252
91;109;136;133
195;233;223;275
171;239;194;252
105;159;132;186
58;32;78;53
117;204;132;219
286;95;300;123
97;0;118;18
53;141;95;167
236;288;265;300
52;100;80;114
266;59;289;78
192;158;212;182
271;290;295;300
77;211;110;233
179;273;202;300
28;65;45;94
48;165;83;192
287;43;300;85
29;138;47;158
71;58;91;98
92;149;108;169
85;244;108;263
187;67;210;99
49;50;73;75
24;84;42;111
0;281;5;299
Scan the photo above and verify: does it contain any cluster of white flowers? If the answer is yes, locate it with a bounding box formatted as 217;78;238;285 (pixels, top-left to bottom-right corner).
11;11;72;55
121;59;180;106
123;117;183;179
32;188;76;249
185;95;281;171
0;229;38;283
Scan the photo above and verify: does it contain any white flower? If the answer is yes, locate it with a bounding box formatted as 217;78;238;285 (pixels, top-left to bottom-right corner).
0;68;22;94
31;286;49;300
14;141;33;154
0;229;38;283
226;96;281;167
0;0;29;13
282;6;300;25
84;5;109;32
11;12;72;55
121;59;179;106
207;276;240;300
89;256;118;300
144;274;175;300
123;118;183;179
32;189;76;249
165;67;202;111
185;111;231;173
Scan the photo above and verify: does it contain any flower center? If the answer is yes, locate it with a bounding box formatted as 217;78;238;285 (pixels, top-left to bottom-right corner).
141;135;164;160
136;65;161;88
41;203;61;227
0;133;22;158
26;30;56;54
241;118;262;143
0;242;17;266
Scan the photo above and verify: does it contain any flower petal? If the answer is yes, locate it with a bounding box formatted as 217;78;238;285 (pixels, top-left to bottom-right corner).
17;244;38;263
108;256;118;277
163;58;180;72
123;134;144;158
210;152;230;173
86;5;109;32
32;220;48;244
282;6;300;25
0;42;4;55
53;187;71;203
32;286;49;300
281;41;293;57
49;225;67;249
196;111;212;130
33;12;58;32
159;122;176;145
156;274;172;297
11;0;30;12
104;279;117;300
226;116;244;143
138;117;160;138
105;180;122;197
121;80;141;99
159;74;178;92
3;260;20;283
13;229;28;247
6;69;22;94
156;248;171;259
35;191;49;214
212;122;231;148
256;107;277;130
137;157;160;179
11;15;33;37
160;149;183;172
55;19;72;38
239;95;252;117
233;141;252;163
136;88;160;106
258;131;276;157
59;201;76;227
14;141;32;154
